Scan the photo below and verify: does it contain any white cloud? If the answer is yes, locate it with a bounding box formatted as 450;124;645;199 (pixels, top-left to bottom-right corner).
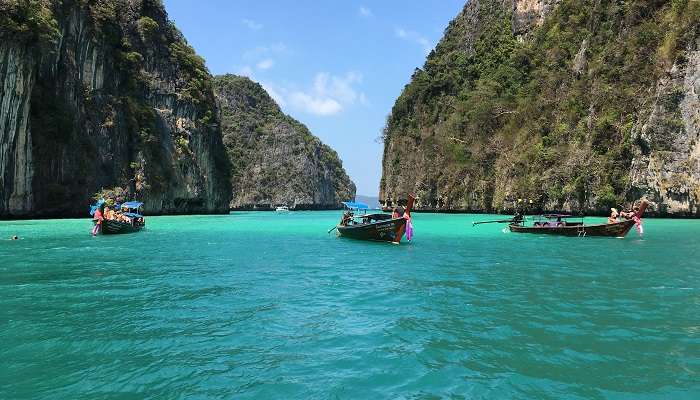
395;27;432;54
241;19;262;30
313;72;363;104
243;43;290;61
359;6;373;18
256;58;274;70
359;92;369;106
261;72;368;117
289;92;342;116
238;65;254;77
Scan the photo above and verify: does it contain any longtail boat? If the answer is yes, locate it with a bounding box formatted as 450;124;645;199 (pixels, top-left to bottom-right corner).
475;200;648;238
90;200;146;235
335;194;415;244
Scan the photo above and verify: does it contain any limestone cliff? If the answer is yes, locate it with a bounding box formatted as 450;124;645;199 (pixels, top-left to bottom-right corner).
213;75;355;210
0;0;231;218
380;0;700;216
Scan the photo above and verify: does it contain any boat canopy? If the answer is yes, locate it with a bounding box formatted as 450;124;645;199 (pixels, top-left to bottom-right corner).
123;212;143;218
342;201;369;210
120;201;143;210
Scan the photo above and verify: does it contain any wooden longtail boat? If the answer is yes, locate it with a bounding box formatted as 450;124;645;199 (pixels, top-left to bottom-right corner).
508;217;637;237
336;195;415;243
102;218;143;234
91;201;146;235
475;200;648;238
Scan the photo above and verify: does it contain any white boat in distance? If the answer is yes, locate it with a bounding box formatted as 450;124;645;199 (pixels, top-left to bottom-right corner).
275;205;290;212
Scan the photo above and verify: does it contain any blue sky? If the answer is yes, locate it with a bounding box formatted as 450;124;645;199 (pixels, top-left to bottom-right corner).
163;0;465;196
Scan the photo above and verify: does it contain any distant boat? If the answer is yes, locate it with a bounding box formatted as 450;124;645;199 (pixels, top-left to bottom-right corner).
335;194;414;244
275;205;290;212
474;201;648;238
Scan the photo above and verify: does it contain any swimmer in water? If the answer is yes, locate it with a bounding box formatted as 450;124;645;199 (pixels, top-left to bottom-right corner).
11;235;18;240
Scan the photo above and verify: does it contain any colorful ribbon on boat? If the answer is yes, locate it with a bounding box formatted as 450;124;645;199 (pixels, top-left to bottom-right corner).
404;213;413;242
633;215;643;236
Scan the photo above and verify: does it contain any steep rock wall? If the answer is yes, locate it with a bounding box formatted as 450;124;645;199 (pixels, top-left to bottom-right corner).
0;43;35;214
0;0;230;218
214;75;355;210
380;0;700;216
630;44;700;216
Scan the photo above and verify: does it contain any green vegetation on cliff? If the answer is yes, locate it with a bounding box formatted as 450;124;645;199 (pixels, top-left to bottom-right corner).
0;0;59;44
214;74;356;209
381;0;700;214
0;0;231;217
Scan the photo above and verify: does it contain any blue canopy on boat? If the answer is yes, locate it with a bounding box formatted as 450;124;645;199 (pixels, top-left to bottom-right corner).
342;201;369;210
120;201;143;210
123;212;143;218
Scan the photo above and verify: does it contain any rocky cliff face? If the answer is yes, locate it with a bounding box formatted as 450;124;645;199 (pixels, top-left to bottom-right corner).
213;75;355;210
0;0;230;218
380;0;700;216
629;46;700;216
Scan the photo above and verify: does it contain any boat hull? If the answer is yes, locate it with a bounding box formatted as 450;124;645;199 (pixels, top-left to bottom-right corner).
508;219;636;237
337;218;407;243
101;219;143;234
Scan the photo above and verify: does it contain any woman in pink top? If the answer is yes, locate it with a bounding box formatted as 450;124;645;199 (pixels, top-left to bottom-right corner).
92;207;104;236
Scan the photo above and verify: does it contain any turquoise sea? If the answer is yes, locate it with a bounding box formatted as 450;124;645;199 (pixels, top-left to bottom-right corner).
1;212;698;399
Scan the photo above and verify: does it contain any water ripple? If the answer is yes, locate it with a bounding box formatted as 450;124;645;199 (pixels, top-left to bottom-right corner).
1;213;698;398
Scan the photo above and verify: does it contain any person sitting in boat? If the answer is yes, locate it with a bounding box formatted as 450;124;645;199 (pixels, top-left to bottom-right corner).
608;208;619;224
115;211;127;223
620;205;640;220
104;205;116;220
341;211;353;226
391;207;400;219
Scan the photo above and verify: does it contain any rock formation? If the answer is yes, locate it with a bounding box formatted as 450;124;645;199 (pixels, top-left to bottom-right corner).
0;0;231;217
214;75;355;210
380;0;700;216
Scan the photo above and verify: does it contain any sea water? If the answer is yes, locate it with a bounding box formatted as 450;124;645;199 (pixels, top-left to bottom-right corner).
1;212;698;399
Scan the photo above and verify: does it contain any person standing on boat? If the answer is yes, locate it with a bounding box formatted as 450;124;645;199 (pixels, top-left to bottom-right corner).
512;211;524;224
92;205;104;236
620;204;644;236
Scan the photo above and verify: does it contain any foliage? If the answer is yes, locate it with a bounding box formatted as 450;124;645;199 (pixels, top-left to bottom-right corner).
382;0;700;212
137;15;159;38
169;41;213;105
93;186;129;204
213;74;354;204
0;0;59;44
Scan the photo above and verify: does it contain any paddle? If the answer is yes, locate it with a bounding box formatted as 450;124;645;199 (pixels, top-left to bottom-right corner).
327;226;337;234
